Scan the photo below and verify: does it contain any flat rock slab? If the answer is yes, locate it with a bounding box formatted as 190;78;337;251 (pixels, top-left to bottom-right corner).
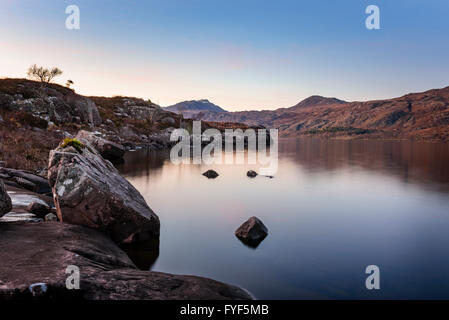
0;168;51;194
0;223;252;300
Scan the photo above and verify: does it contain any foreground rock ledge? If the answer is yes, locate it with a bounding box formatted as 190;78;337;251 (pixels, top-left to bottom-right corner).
0;223;252;300
48;137;160;244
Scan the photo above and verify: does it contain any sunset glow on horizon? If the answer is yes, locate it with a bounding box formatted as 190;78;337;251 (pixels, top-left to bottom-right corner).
1;0;448;110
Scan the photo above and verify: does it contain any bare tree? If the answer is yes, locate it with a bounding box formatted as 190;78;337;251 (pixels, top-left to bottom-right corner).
66;79;74;88
27;64;63;83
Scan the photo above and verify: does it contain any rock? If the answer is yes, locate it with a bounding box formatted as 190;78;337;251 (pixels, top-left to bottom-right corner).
27;201;51;217
202;170;219;179
0;180;12;217
0;223;252;300
44;213;58;222
6;186;53;211
12;177;36;191
48;137;160;244
120;125;139;141
247;170;258;178
160;116;176;126
235;216;268;248
0;168;51;194
63;94;102;126
75;130;125;161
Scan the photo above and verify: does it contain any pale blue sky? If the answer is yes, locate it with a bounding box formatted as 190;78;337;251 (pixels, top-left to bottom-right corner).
1;0;448;110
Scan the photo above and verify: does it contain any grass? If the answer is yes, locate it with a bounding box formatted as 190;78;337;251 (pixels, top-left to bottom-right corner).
0;124;62;172
61;138;85;152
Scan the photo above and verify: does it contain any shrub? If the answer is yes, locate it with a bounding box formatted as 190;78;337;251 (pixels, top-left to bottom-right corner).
27;64;63;83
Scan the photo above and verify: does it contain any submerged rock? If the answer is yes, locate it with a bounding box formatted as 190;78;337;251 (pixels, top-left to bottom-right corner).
0;223;252;300
48;137;160;244
0;180;12;217
202;170;219;179
235;216;268;248
75;130;125;161
247;170;258;178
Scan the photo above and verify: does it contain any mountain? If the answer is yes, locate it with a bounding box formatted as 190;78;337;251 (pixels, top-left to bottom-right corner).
277;86;449;141
194;95;347;127
163;99;227;118
193;88;449;142
286;95;346;110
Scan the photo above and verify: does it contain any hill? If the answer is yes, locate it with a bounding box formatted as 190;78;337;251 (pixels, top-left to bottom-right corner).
194;87;449;141
163;99;227;118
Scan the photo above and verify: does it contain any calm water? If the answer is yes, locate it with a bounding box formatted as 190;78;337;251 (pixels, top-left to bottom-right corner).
116;138;449;299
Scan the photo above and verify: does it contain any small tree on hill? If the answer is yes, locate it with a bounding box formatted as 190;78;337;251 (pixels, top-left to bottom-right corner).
66;79;74;88
27;64;63;84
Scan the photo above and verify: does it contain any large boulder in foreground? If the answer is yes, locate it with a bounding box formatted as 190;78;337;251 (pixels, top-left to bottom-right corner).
0;180;12;217
75;130;125;161
235;216;268;248
0;223;252;300
47;137;160;244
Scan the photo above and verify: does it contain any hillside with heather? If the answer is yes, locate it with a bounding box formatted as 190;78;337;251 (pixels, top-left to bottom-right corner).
194;87;449;142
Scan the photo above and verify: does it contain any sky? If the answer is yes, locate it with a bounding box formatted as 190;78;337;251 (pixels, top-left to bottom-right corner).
0;0;448;111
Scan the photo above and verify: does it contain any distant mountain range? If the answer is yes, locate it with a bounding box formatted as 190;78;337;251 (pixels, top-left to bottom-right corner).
165;87;449;142
163;99;227;119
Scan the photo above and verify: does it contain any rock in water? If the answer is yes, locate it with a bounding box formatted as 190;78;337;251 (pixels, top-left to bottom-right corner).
26;202;51;217
0;180;12;217
202;170;219;179
247;170;258;178
235;216;268;248
75;130;125;161
48;137;160;244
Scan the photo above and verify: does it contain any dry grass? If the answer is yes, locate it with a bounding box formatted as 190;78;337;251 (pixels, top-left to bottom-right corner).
0;123;62;172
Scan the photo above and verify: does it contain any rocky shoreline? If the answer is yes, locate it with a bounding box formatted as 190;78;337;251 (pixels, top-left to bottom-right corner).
0;223;251;300
0;133;253;300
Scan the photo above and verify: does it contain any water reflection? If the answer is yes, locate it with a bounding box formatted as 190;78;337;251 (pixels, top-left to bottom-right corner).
279;138;449;193
116;138;449;299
